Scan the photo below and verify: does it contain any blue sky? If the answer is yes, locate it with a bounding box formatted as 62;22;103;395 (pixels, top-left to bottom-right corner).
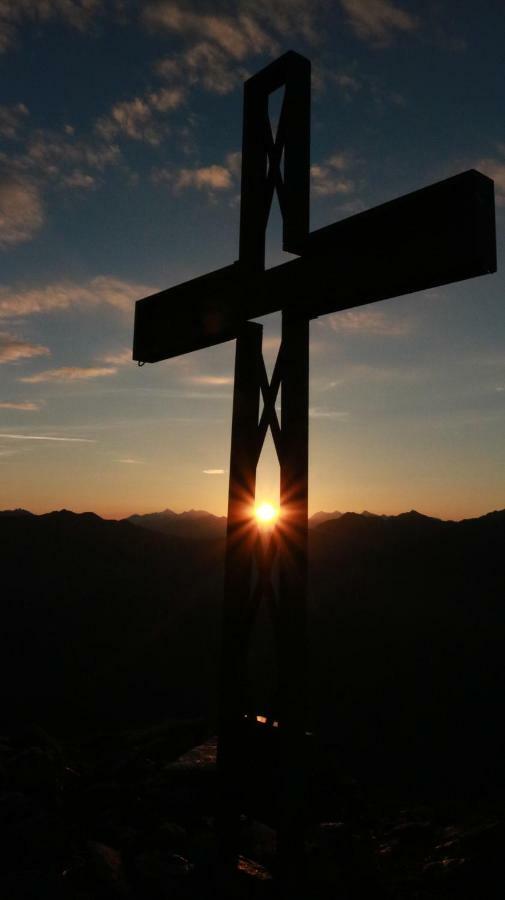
0;0;503;518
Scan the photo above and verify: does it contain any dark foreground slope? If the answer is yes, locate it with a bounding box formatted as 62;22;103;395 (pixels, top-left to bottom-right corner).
309;510;505;793
1;508;504;794
0;511;223;732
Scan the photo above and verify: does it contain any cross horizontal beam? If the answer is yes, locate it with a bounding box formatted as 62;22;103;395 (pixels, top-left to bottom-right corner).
133;169;496;363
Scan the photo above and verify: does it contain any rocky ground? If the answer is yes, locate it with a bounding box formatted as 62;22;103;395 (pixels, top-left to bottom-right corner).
1;720;503;899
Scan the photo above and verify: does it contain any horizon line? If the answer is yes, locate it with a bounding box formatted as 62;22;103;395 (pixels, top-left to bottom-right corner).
1;505;504;525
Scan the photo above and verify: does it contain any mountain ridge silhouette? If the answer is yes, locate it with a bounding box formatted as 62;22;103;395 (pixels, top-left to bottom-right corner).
1;502;503;794
2;504;501;535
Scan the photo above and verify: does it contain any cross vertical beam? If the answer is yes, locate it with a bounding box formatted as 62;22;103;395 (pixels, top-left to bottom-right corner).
277;308;310;889
217;321;263;864
278;309;309;728
217;308;311;890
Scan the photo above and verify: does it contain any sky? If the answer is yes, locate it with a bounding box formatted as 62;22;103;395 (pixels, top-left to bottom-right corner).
0;0;503;520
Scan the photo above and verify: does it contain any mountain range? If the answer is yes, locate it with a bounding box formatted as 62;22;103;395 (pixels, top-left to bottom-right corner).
0;504;429;538
123;507;348;538
1;505;504;796
125;508;228;539
0;506;346;541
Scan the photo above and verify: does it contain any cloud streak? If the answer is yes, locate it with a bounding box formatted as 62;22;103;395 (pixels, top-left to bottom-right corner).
0;276;156;321
174;164;233;192
60;170;96;190
144;3;277;61
101;348;133;365
0;0;101;54
311;153;356;198
151;1;326;96
19;128;121;188
156;42;246;95
0;433;95;442
309;407;349;420
96;88;185;145
0;401;40;410
326;308;414;336
188;375;233;385
0;331;50;363
0;125;121;228
0;176;44;247
20;366;118;383
339;0;418;46
154;153;239;195
0;102;29;139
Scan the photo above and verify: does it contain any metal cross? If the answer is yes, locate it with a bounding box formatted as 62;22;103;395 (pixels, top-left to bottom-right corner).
133;51;496;891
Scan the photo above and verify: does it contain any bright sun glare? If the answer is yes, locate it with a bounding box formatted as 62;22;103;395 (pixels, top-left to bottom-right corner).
255;502;278;523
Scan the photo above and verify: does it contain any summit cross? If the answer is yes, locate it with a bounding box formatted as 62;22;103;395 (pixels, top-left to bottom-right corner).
133;51;496;889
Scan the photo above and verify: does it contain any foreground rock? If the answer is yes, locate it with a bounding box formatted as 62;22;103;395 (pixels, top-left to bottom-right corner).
0;722;504;899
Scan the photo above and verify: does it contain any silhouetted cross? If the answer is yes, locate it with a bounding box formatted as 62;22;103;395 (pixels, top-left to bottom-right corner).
133;51;496;889
133;52;495;364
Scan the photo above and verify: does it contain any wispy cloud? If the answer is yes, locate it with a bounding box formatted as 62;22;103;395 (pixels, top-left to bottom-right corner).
332;72;361;96
0;102;29;139
327;361;423;385
96;88;185;145
156;42;247;96
0;433;95;442
60;170;96;190
25;129;120;172
0;401;40;410
151;1;325;96
0;331;50;363
175;164;233;192
203;468;225;474
101;348;133;365
309;407;350;419
146;0;324;47
0;125;121;216
154;153;238;195
20;366;118;383
116;458;144;464
0;276;155;321
339;0;419;46
20;128;121;186
0;0;101;54
0;175;44;247
188;375;233;385
326;308;414;336
311;153;356;198
144;3;277;61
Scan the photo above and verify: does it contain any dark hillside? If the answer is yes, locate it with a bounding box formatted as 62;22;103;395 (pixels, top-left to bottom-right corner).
309;508;505;794
0;510;224;733
1;507;504;797
125;508;227;539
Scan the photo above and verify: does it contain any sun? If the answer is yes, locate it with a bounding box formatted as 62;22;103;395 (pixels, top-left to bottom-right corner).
255;502;278;524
